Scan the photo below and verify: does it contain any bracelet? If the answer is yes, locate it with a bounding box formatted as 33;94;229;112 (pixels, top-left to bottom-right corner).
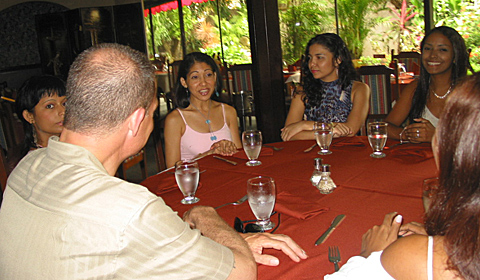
399;127;408;144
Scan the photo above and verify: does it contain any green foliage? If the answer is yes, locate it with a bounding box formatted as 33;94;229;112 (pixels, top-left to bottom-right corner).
278;0;333;65
433;0;480;71
145;0;251;65
337;0;389;59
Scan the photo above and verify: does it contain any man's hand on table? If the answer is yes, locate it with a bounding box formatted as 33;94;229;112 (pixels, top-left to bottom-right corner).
242;232;308;266
360;212;403;258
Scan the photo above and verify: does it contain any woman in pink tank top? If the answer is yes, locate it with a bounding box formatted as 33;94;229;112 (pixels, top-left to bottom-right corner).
164;52;242;168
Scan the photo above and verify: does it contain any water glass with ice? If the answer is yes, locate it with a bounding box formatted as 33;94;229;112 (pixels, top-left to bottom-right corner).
314;122;333;155
242;130;263;166
175;160;200;204
247;176;276;231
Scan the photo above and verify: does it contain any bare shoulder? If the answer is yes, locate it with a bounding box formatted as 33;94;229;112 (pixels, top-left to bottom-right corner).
399;79;419;98
352;80;369;92
165;109;182;126
351;81;370;102
381;234;428;279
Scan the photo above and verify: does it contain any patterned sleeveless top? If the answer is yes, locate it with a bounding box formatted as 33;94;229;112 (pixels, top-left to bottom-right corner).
304;79;353;123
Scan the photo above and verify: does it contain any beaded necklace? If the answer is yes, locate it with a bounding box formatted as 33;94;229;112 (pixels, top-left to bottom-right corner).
431;85;453;99
190;100;217;141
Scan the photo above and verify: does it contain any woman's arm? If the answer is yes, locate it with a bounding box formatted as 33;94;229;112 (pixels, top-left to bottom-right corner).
164;110;185;168
281;93;316;141
340;81;370;136
384;80;418;140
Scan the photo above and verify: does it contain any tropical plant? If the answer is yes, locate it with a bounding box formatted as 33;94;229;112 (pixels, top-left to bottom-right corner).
278;0;333;66
337;0;389;58
390;0;418;51
145;0;251;65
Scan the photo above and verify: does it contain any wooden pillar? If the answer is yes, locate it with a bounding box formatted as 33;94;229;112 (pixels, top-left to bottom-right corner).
424;0;434;32
247;0;286;143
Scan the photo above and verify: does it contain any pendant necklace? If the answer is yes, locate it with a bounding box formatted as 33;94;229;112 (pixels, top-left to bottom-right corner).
191;100;217;141
431;85;453;99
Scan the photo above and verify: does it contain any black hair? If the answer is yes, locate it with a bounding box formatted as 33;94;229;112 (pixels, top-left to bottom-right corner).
408;26;473;122
300;33;359;108
173;52;222;108
15;75;66;154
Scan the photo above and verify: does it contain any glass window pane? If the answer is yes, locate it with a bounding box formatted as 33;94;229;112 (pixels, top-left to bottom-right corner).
144;1;182;63
278;0;335;68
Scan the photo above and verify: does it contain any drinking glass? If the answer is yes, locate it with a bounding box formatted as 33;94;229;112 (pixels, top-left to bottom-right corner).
367;122;388;158
247;176;276;231
242;130;263;166
314;122;333;155
423;177;439;213
175;160;200;204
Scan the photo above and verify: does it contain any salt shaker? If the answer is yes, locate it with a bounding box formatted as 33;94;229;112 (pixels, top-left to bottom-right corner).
316;164;337;194
310;158;323;186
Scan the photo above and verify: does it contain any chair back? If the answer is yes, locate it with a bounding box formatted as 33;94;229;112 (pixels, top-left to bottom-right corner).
167;60;183;93
229;64;253;93
228;64;255;132
357;65;395;119
151;113;166;172
391;51;421;75
0;147;7;192
0;100;24;152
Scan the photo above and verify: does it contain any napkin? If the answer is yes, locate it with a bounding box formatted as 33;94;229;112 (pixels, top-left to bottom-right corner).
387;144;434;163
232;147;274;160
274;191;329;220
332;136;366;147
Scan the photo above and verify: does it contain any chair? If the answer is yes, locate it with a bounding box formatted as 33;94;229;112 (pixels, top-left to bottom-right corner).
116;149;148;182
357;65;396;134
151;112;166;172
228;64;255;132
164;60;182;111
391;50;421;75
0;147;8;192
0;98;24;152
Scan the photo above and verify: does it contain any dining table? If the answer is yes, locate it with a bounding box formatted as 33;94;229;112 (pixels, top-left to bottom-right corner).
141;136;437;279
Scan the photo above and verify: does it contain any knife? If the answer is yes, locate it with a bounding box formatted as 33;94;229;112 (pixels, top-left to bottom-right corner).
315;214;346;246
213;156;238;166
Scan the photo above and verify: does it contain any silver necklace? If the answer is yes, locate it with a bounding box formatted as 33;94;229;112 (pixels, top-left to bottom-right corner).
432;85;453;99
190;100;217;141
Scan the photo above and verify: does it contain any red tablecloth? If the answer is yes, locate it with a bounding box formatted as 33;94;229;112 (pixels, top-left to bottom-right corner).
141;136;437;279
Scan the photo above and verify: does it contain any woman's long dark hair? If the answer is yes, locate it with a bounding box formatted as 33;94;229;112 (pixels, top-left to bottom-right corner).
300;33;359;108
425;73;480;279
174;52;222;109
15;75;66;155
409;26;473;122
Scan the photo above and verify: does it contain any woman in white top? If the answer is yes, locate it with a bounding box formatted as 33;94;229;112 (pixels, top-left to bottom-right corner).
326;73;480;279
385;26;472;143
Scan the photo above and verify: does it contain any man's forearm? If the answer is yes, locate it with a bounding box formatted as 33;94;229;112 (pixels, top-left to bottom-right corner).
185;206;257;280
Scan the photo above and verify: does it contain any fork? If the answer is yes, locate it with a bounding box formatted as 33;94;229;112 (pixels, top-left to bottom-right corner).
328;246;341;272
214;194;248;209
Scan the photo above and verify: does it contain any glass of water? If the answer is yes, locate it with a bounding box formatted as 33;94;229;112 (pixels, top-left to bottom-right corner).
247;176;276;231
367;121;388;158
175;160;200;204
242;130;263;166
314;122;333;155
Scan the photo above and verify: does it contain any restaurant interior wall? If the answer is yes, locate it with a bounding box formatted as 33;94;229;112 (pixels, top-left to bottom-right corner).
0;0;144;89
